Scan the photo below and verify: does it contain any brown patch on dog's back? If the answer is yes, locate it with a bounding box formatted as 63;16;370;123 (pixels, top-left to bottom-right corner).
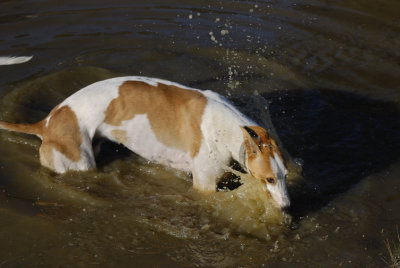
104;81;207;157
40;105;82;165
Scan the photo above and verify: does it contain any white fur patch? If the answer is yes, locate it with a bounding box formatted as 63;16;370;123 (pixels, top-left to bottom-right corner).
274;152;287;175
51;147;95;173
100;114;192;172
266;179;290;208
268;154;290;208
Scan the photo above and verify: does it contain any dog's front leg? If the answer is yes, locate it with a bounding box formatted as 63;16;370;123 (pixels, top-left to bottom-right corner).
191;143;226;193
192;167;223;193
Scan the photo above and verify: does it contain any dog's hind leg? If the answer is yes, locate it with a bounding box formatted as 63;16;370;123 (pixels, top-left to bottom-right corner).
38;105;96;173
39;142;56;171
39;138;96;173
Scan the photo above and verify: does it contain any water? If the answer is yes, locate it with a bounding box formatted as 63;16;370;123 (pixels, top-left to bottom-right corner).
0;0;399;267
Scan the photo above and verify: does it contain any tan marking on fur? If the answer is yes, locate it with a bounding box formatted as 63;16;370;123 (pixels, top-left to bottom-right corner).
39;142;55;170
0;119;44;136
104;81;207;157
41;105;82;162
241;126;284;181
111;129;128;144
244;126;283;160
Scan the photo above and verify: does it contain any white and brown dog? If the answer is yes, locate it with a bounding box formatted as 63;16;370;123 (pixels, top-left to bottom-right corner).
0;59;290;210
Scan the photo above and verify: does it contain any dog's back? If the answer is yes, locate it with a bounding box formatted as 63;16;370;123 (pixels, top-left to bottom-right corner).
0;76;249;173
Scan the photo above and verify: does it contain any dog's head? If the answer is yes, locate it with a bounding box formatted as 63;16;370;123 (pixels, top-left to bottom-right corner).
241;126;290;211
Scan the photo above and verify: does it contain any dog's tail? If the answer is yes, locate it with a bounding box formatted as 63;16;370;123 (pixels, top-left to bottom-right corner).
0;56;41;137
0;120;44;138
0;56;33;66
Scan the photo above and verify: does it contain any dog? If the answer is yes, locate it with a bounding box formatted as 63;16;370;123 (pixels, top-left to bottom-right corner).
0;60;290;210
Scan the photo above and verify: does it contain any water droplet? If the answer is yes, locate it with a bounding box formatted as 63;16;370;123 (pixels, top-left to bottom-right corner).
220;29;229;36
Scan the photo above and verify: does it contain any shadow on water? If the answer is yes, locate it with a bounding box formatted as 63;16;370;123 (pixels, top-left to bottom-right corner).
93;138;134;168
262;89;400;219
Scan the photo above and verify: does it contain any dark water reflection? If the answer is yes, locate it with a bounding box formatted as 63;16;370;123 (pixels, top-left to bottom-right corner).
265;89;400;218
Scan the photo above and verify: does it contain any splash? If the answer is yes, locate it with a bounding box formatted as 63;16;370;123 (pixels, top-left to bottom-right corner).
191;169;290;241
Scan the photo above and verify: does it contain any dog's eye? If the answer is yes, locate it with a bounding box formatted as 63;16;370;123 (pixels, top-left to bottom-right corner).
266;177;276;184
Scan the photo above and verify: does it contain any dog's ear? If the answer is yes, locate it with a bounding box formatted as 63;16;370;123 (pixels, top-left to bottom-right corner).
241;126;262;156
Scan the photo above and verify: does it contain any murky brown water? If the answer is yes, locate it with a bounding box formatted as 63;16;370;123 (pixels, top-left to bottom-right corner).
0;0;400;267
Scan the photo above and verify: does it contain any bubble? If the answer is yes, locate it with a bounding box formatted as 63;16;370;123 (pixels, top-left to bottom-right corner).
220;29;229;36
